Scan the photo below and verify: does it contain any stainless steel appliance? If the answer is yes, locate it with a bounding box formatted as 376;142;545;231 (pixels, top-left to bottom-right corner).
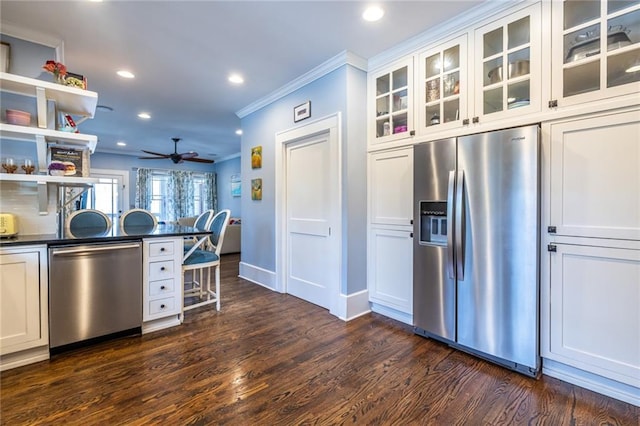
413;125;540;377
49;241;143;352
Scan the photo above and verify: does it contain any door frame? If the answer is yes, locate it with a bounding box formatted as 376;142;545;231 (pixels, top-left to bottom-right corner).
89;168;130;218
275;113;342;314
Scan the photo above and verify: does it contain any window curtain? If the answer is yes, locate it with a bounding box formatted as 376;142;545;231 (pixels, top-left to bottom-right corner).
167;170;194;221
203;172;217;213
135;168;153;210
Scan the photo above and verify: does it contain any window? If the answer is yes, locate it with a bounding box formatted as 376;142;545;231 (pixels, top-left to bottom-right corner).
146;171;211;221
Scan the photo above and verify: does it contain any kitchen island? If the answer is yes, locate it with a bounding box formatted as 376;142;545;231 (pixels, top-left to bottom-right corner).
0;223;211;371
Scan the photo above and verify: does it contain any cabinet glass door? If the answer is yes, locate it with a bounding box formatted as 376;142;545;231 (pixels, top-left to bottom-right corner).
561;0;640;98
418;36;466;133
481;15;532;115
375;65;410;140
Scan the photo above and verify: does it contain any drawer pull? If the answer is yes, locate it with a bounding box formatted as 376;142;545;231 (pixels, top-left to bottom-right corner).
160;247;166;252
160;304;166;309
160;267;166;271
160;285;166;290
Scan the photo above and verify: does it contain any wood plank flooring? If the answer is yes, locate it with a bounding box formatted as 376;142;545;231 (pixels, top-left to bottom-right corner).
1;254;638;425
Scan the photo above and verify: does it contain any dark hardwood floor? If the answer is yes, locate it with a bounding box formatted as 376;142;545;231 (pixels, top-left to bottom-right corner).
1;253;638;425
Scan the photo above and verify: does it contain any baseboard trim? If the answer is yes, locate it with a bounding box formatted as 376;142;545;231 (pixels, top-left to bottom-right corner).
239;262;277;291
334;289;371;322
370;303;413;326
543;358;640;407
0;345;49;371
142;316;181;334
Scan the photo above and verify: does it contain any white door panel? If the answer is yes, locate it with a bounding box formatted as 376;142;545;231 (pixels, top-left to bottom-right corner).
284;130;339;310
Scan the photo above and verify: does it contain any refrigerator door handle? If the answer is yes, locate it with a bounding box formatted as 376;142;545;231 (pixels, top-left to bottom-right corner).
446;170;456;279
455;170;465;280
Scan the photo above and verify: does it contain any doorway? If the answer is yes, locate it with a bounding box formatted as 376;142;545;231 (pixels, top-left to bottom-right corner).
275;114;341;313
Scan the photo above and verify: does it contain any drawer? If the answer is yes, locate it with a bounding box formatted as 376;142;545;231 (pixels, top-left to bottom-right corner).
149;279;175;297
148;297;177;316
148;260;175;281
148;241;175;258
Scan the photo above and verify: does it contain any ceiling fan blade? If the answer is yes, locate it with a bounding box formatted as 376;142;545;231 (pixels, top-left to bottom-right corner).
138;156;168;160
178;152;198;159
141;150;170;157
184;157;214;164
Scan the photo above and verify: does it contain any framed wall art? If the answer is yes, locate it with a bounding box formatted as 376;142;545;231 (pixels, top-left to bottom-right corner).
251;145;262;169
251;178;262;201
294;101;311;122
230;174;241;197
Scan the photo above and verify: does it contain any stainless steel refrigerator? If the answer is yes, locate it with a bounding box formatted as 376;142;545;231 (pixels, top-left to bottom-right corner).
413;125;540;377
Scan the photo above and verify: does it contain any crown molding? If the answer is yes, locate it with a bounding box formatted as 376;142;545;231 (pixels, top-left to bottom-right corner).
368;0;527;72
236;50;367;118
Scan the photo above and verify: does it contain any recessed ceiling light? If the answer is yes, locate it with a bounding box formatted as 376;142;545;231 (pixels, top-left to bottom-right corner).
138;112;151;119
228;74;244;84
116;141;127;146
117;70;135;79
363;6;384;22
235;129;243;135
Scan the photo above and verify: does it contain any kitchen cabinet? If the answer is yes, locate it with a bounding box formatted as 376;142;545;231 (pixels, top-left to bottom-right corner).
472;2;542;123
368;147;413;323
551;0;640;107
368;227;413;318
0;245;49;371
547;242;640;389
368;57;414;144
416;35;468;134
368;147;413;227
548;108;640;241
142;237;183;333
0;72;99;214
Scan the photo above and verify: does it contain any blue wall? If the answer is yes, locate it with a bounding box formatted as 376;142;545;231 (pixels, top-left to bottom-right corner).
239;64;367;294
213;155;241;218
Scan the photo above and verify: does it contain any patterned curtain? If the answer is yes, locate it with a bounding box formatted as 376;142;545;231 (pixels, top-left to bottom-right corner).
135;168;153;209
167;170;195;221
202;172;217;213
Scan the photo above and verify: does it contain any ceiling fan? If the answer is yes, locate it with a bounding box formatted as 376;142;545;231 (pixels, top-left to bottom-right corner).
138;137;214;164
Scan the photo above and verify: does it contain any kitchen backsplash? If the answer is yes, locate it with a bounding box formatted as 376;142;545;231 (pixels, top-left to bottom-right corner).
0;181;58;235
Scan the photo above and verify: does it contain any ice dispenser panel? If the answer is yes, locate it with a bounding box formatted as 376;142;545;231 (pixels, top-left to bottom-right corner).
419;201;447;246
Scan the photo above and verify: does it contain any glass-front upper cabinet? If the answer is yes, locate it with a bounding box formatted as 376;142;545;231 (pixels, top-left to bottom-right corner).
473;3;542;123
417;35;468;135
369;57;414;144
552;0;640;106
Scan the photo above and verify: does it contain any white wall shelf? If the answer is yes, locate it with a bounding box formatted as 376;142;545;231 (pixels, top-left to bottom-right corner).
0;72;98;118
0;123;97;152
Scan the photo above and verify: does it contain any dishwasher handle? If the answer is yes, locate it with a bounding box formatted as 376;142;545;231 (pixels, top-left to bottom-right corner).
51;242;141;256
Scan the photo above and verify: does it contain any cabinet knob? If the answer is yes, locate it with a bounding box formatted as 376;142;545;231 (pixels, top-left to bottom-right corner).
160;285;166;290
160;247;165;252
160;267;166;271
160;304;166;309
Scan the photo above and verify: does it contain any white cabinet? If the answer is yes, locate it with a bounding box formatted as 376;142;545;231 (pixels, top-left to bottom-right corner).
142;237;183;333
0;245;49;371
547;242;640;388
472;2;542;124
548;109;640;241
368;148;413;227
368;57;414;144
368;228;413;315
368;147;414;323
416;35;469;135
551;1;640;107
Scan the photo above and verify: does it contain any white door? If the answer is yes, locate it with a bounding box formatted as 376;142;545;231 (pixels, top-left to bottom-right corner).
283;129;339;310
89;169;129;223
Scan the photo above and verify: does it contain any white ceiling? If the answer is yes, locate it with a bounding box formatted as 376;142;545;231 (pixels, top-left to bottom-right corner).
1;0;484;162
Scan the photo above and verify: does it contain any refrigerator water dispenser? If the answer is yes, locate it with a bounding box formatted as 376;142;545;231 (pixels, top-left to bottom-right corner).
419;201;447;245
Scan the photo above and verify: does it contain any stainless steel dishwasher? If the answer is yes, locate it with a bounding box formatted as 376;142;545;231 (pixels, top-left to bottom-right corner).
48;241;143;352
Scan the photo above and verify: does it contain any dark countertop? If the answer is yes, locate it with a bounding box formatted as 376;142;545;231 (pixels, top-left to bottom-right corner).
0;223;209;247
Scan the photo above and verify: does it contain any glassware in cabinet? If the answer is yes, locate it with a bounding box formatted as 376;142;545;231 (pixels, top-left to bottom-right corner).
371;59;413;142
